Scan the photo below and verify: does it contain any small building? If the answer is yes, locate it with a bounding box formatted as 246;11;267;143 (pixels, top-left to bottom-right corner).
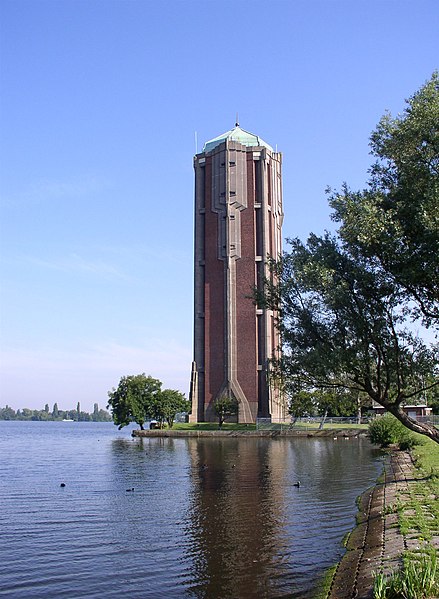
372;403;432;419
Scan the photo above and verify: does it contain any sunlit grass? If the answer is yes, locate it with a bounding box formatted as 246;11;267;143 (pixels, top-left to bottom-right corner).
173;422;256;431
373;549;438;599
172;421;367;431
411;436;439;489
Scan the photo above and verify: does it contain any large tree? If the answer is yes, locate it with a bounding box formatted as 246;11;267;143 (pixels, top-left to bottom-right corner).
107;373;162;430
262;234;438;442
329;72;439;325
259;73;439;442
262;74;439;442
152;389;190;429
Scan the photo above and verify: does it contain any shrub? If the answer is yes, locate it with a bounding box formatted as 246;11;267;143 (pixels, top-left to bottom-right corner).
398;434;422;451
368;414;421;450
368;414;405;447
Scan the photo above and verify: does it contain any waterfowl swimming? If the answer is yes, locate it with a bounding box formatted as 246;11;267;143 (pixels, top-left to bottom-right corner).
126;487;134;492
293;481;301;488
60;483;66;487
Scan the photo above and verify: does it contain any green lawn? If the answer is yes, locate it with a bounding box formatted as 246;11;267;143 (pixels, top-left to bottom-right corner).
172;421;368;431
290;421;368;430
411;435;439;494
173;422;257;431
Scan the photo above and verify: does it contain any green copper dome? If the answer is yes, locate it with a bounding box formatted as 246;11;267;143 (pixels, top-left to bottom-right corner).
203;124;273;153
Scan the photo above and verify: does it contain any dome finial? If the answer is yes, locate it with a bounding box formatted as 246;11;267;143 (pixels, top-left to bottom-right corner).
235;112;239;127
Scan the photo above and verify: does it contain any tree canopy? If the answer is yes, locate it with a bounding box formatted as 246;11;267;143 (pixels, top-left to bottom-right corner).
329;72;439;326
107;374;189;430
261;74;439;443
107;373;162;430
0;404;111;421
213;395;238;428
152;389;190;429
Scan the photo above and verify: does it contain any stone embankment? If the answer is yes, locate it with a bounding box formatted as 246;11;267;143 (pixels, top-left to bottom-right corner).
132;428;365;438
328;449;438;599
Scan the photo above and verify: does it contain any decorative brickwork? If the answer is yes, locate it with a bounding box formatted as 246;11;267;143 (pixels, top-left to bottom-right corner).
190;127;285;423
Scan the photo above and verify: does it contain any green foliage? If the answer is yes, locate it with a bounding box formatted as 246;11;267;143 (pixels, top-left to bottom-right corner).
0;404;111;421
152;389;190;429
368;414;421;449
425;382;439;414
398;435;421;451
107;374;190;430
330;72;439;326
213;395;238;428
0;405;16;420
259;74;439;444
107;373;162;430
264;233;438;441
288;389;360;420
373;550;438;599
368;414;405;447
412;436;439;481
288;391;315;419
373;436;439;599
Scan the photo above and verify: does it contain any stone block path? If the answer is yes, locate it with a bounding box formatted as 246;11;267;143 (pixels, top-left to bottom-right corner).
327;450;438;599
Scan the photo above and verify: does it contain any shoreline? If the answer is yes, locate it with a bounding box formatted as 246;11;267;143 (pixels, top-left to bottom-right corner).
327;448;437;599
132;428;366;438
133;429;437;598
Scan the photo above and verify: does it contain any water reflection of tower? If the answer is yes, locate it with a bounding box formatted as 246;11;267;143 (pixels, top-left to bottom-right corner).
185;439;288;598
189;124;284;423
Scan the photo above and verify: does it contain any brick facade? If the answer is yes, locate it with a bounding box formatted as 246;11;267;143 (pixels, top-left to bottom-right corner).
190;127;284;423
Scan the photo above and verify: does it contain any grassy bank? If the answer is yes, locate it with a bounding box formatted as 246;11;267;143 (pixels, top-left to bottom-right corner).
172;421;368;432
412;436;439;482
173;422;256;431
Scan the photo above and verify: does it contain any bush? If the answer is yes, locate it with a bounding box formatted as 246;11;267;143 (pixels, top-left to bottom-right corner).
368;414;404;447
368;414;419;449
398;434;422;451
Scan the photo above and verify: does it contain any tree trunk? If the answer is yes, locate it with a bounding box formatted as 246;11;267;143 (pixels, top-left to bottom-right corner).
386;404;439;444
319;408;328;430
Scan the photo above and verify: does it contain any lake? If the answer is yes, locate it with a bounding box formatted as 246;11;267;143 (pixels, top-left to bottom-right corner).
0;421;382;598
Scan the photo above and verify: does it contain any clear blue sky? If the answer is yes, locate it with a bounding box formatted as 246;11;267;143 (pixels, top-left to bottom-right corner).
1;0;438;412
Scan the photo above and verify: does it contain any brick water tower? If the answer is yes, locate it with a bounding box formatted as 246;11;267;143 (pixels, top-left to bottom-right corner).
189;124;284;423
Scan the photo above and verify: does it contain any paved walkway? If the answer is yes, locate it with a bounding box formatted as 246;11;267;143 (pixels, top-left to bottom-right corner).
327;450;437;599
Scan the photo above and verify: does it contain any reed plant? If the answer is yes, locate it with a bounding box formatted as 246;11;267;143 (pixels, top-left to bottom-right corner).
373;549;438;599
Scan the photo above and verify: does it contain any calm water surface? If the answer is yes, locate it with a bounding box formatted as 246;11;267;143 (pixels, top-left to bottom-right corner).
0;421;382;598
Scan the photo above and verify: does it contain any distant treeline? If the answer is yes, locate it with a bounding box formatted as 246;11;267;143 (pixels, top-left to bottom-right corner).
0;402;112;422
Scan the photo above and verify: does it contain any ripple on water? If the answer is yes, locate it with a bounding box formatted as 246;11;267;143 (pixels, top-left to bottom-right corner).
0;423;382;598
